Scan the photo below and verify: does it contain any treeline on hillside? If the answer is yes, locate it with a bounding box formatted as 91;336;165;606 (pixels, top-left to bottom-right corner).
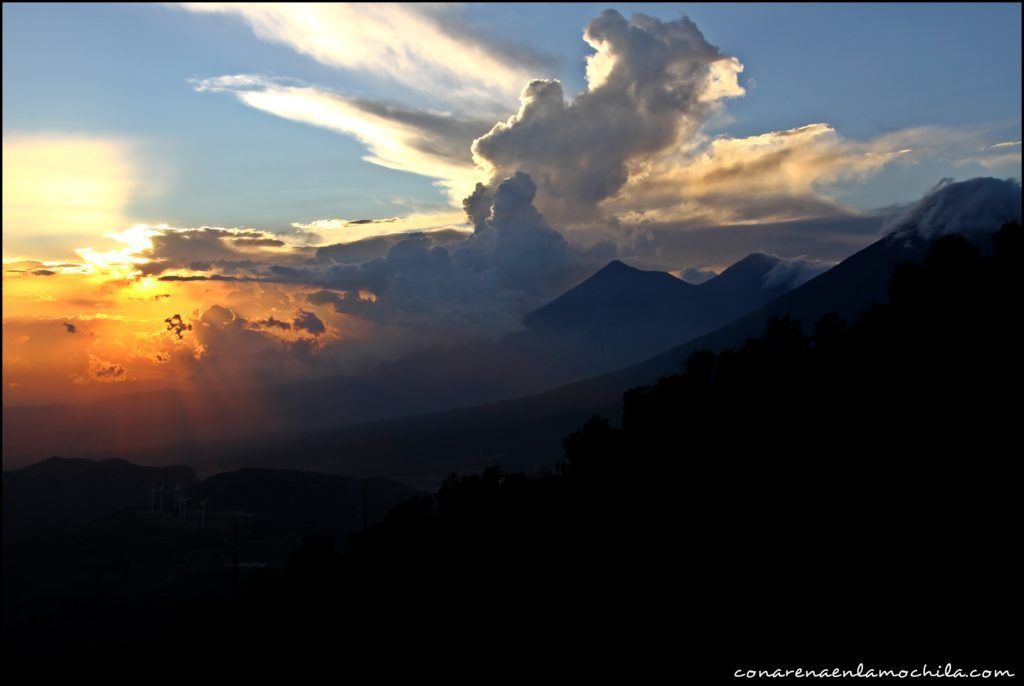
55;225;1024;677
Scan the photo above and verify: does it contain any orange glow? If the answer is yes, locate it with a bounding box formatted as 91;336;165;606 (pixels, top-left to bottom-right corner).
1;264;367;407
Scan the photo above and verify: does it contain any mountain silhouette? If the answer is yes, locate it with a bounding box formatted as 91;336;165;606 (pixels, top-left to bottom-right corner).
164;224;1020;680
505;253;805;383
170;230;937;488
3;253;811;468
3;457;198;540
4;236;919;488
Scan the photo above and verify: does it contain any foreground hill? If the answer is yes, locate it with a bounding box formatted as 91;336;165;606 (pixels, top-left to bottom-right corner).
3;459;423;674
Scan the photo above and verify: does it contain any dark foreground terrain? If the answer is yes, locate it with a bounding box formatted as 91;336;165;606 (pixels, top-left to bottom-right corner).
3;224;1021;681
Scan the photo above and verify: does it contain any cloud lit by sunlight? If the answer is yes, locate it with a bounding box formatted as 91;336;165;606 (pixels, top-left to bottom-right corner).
178;3;538;109
194;75;490;204
606;124;950;226
2;134;140;258
292;210;470;243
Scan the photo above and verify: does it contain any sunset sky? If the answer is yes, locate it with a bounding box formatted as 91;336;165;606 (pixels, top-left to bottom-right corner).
3;3;1021;407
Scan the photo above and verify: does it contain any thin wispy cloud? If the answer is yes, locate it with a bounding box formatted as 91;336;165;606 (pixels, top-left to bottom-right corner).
177;3;544;110
193;75;490;203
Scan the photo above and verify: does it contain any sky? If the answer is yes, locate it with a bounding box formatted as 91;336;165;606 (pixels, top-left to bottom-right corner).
2;3;1021;407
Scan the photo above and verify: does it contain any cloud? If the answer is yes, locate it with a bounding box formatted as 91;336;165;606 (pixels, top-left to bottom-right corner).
981;140;1022;150
188;9;984;246
179;4;541;109
63;322;77;334
293;211;471;244
2;134;141;258
248;315;292;332
194;75;492;203
608;123;946;227
86;356;127;383
247;310;326;337
292;309;325;337
165;314;194;340
292;172;592;344
761;255;836;290
109;224;314;277
307;289;375;316
171;303;330;384
679;266;718;285
881;177;1022;240
470;10;745;225
958;140;1022;171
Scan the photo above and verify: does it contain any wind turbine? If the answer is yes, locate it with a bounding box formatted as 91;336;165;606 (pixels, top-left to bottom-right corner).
199;499;208;529
180;496;191;524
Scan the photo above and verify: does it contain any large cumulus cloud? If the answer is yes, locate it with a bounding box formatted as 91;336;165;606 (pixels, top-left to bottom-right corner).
470;10;744;226
310;172;585;339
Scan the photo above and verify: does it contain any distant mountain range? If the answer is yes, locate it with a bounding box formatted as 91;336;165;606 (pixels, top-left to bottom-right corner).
3;252;815;469
166;230;929;489
511;253;820;378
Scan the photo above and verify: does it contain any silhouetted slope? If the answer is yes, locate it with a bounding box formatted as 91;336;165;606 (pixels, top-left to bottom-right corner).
697;252;798;318
1;254;798;470
2;457;198;540
194;468;420;531
523;259;700;331
184;231;932;487
615;230;930;385
166;225;1021;679
2;460;424;677
510;254;796;378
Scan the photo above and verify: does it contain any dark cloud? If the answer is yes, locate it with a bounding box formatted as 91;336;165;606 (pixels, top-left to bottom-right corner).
249;316;292;331
159;274;250;282
307;290;374;316
138;227;313;276
313;230;468;266
242;310;325;338
32;269;57;276
230;237;286;248
293;309;326;337
165;314;194;340
91;360;127;382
